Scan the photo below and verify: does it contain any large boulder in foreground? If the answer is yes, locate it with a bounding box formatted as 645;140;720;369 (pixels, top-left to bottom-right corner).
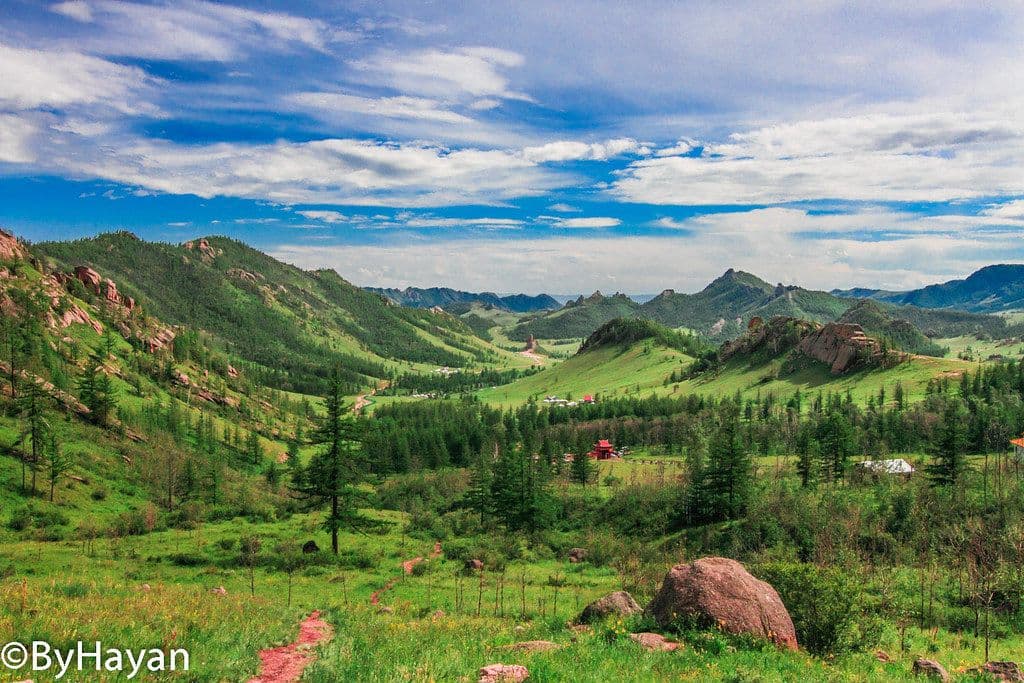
645;557;798;650
576;591;642;624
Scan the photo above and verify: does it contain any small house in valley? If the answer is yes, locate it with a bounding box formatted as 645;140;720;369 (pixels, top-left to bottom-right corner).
1012;437;1024;462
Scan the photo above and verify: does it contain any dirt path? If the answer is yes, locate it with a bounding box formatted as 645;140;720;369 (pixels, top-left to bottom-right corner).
519;349;544;366
248;611;333;683
353;380;390;414
371;542;443;605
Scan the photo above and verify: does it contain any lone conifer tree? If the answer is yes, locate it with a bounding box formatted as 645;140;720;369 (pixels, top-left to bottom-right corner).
928;400;967;488
299;370;376;553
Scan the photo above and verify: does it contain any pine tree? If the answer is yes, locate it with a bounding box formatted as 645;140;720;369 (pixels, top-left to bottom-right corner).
298;370;377;554
570;449;595;486
17;379;50;495
46;433;71;503
463;453;494;525
701;406;751;521
928;401;967;487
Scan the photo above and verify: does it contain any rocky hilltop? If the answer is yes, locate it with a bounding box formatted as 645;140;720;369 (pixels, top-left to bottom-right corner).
797;322;884;374
720;315;895;374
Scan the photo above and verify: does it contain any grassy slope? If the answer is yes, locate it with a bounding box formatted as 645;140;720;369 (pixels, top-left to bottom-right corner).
32;232;526;384
477;342;693;408
478;337;976;408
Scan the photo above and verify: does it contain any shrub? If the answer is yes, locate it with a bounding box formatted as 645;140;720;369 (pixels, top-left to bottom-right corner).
755;562;882;656
91;486;108;501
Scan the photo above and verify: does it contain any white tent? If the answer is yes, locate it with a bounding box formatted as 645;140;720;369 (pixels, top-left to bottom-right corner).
853;458;915;477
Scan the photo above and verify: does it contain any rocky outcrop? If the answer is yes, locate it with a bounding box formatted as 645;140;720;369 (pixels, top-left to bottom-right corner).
184;237;220;262
227;268;263;284
576;591;642;624
645;557;798;651
797;322;881;374
720;316;817;361
0;229;27;261
967;662;1024;681
912;658;950;681
478;664;528;683
568;548;588;563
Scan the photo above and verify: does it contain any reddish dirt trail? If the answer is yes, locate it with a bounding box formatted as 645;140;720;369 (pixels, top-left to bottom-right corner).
371;542;443;605
519;349;544;366
248;611;333;683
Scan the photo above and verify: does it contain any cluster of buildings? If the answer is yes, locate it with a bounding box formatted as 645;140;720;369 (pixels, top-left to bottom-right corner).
541;394;596;408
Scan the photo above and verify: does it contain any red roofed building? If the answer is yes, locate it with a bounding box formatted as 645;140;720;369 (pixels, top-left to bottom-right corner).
582;394;595;404
588;439;617;460
1012;437;1024;461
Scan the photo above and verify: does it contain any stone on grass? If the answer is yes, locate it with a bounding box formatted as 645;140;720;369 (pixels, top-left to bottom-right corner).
912;658;950;682
630;632;680;652
967;662;1024;681
645;557;798;650
478;663;529;682
576;591;641;624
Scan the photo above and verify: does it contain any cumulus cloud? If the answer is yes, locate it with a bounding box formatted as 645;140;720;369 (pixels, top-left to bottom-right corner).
350;47;531;102
983;199;1024;220
522;138;642;163
614;112;1024;205
53;136;571;207
0;43;156;114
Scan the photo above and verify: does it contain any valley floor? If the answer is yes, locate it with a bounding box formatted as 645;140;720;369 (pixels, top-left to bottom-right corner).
3;500;1022;682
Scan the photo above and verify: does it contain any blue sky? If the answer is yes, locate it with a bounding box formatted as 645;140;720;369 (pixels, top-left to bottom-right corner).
2;1;1024;294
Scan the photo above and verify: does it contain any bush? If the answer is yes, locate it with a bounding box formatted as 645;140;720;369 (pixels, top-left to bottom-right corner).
756;562;882;656
90;486;108;501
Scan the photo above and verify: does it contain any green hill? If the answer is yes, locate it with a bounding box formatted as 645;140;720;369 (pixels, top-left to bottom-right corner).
33;232;525;393
506;291;641;341
837;301;948;356
641;270;852;339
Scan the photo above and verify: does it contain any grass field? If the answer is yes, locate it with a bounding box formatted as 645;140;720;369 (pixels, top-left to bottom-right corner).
477;338;980;409
476;342;693;408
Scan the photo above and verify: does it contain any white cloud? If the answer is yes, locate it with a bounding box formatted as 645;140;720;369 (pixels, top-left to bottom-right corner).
297;210;349;223
523;138;641;163
983;199;1024;220
57;136;571;207
0;43;155;114
287;92;472;124
0;115;38;163
654;139;695;157
547;203;579;213
52;1;93;22
551;217;621;229
351;47;531;102
270;206;1024;294
400;216;523;229
614;112;1024;205
49;0;338;61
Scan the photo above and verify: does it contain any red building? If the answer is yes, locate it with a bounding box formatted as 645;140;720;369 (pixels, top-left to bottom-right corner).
587;439;617;460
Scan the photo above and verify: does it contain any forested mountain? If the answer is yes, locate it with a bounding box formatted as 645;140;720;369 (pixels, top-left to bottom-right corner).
640;269;849;339
504;267;1016;344
833;264;1024;313
365;286;559;313
506;291;641;341
836;301;948;356
32;232;510;393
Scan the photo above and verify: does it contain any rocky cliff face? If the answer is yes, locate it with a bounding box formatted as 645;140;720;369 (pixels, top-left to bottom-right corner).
720;315;891;374
797;322;883;374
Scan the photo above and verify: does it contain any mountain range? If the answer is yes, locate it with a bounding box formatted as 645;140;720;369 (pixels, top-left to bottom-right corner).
506;268;1016;346
365;286;559;313
832;264;1024;313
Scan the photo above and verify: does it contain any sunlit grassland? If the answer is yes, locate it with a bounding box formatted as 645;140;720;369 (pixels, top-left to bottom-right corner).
477;343;693;409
